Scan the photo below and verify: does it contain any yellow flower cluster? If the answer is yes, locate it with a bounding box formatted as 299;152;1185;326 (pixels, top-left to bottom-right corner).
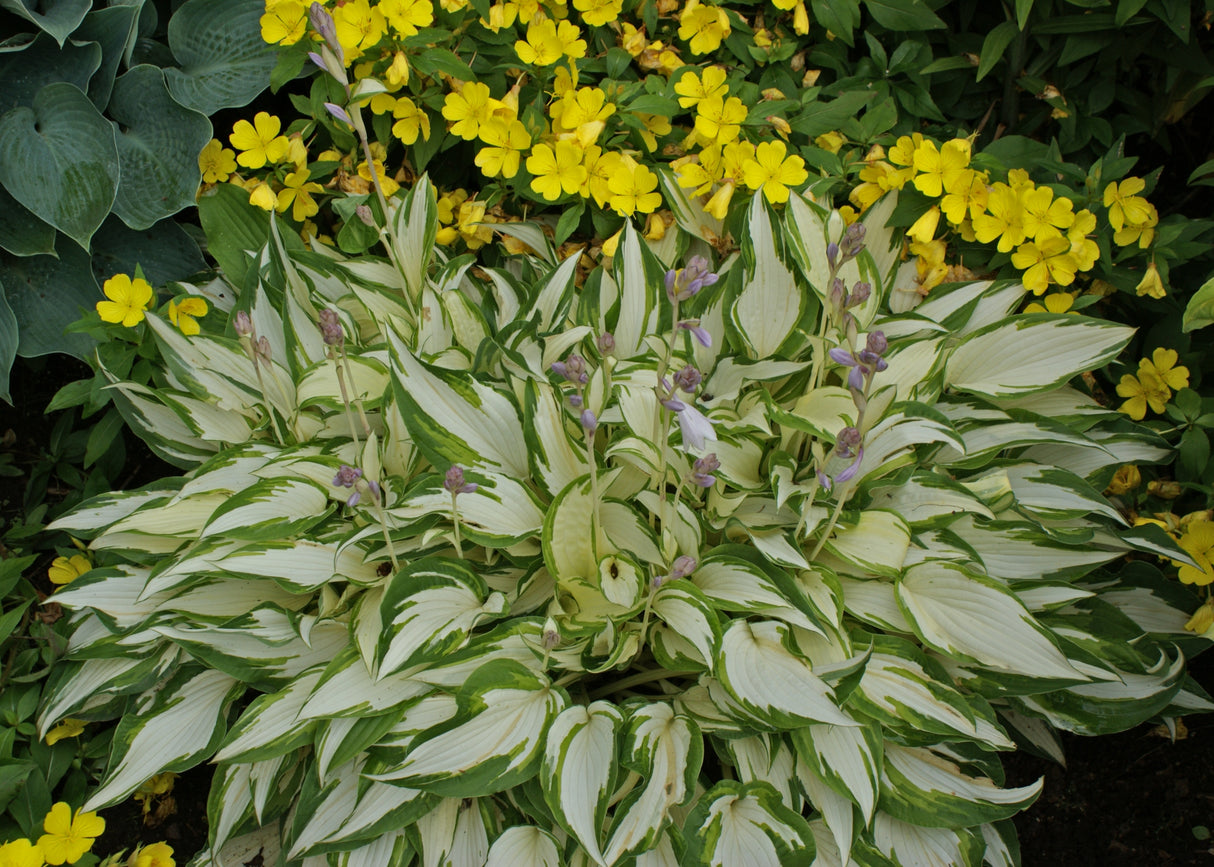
1137;511;1214;587
96;274;208;335
0;803;104;867
852;135;1116;296
1115;347;1189;421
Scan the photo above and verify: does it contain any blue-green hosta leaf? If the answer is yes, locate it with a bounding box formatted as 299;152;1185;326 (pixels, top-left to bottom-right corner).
541;701;623;865
896;561;1080;681
0;0;90;46
199;478;330;542
84;667;242;810
602;703;702;864
0;82;118;250
162;0;274;114
716;620;855;729
790;718;882;823
823;510;911;578
376;556;508;678
869;812;985;867
1013;650;1186;736
682;780;815;867
214;668;323;763
945;314;1132;398
388;331;528;477
609;220;664;360
731;194;803;359
878;743;1041;828
109;65;211;230
388;175;439;300
486;827;562;867
366;659;563;797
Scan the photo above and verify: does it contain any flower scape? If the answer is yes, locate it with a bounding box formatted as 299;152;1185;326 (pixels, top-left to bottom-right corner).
38;158;1212;865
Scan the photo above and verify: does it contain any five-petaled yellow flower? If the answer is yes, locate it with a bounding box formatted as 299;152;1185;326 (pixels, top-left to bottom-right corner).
37;802;104;866
229;112;290;169
1139;347;1189;393
442;81;493;140
1174;521;1214;586
0;839;44;867
276;169;324;221
674;66;729;109
527;141;586;201
1115;369;1169;420
741;140;807;204
97;274;153;327
168;297;209;336
694;95;747;146
198;139;237;184
607;161;662;216
129;842;175;867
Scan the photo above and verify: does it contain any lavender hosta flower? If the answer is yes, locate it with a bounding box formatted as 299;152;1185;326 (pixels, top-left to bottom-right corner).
677;319;712;348
324;102;351;125
677;405;716;451
232;310;253;338
580;408;598;433
319;308;343;346
597;332;616;355
839;222;867;259
308;2;340;54
659;378;686;412
690;453;720;488
849;281;872;308
670;555;697;579
672;364;702;394
333;465;362;488
256;336;273;364
551;354;588;385
829;330;889;391
826;241;840;269
817;427;864;492
443;465;477;495
355;204;375;227
665;255;719;303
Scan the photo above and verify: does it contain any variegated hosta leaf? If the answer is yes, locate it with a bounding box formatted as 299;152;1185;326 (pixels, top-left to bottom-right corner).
601;703;702;865
715;620;856;729
541;701;623;865
375;556;508;678
366;659;564;797
730;194;806;359
85;668;242;810
790;717;882;823
878;743;1042;828
214;668;324;763
692;549;828;637
199;477;332;541
486;827;563;867
610;220;666;360
869;812;986;867
389;470;546;548
896;561;1082;682
412;795;492;867
682;780;815;867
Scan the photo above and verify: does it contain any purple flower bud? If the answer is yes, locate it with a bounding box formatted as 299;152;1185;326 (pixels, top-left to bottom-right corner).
672;364;702;393
817;468;832;491
830;277;846;309
597;332;615;355
826;241;839;269
319;308;343;346
325;102;351;125
256;336;272;363
691;453;720;487
309;2;339;50
662;397;687;412
580;408;598;433
849;281;871;307
308;51;328;73
568;394;583;408
866;330;888;356
847;364;866;391
828;346;854;366
835;426;862;459
542;624;560;650
834;446;864;485
444;465;477;495
347;490;361;506
356;204;375;226
666;255;719;302
840;222;867;258
551;354;588;385
232;310;253;338
670;555;697;579
333;465;362;488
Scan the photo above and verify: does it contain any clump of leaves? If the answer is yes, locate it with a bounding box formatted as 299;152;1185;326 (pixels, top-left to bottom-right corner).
41;181;1210;865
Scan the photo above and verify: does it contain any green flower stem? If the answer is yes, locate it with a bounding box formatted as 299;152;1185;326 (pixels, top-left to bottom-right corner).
588;667;698;700
241;336;287;444
339;342;372;438
367;486;400;573
331;348;362;452
450;491;465;559
584;424;602;547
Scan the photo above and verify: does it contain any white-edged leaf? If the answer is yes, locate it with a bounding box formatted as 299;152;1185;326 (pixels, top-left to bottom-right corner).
214;668;323;763
541;701;623;865
611;220;663;360
200;477;330;541
682;780;815;867
486;827;563;867
731;193;802;358
824;510;911;578
790;718;882;822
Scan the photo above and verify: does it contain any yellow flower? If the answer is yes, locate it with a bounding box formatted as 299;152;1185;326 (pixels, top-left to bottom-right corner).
528;141;586;200
1185;597;1214;636
442;82;493;140
48;554;91;586
703;180;734;220
971;182;1027;252
45;718;86;746
128;842;175;867
229;112;289;169
607;160;662;216
168;297;208;336
248;182;277;211
636;113;672;152
912;138;969;198
678;0;731;55
674;66;729;109
1067;209;1099;271
940;169;988;225
1105;464;1141;495
740;140;807;204
97;274;153;327
582;147;622;207
1020;185;1075;241
334;0;385;62
694;95;747;146
887;134;923;167
455;199;493;249
38;803;104;866
1174;521;1214;586
814;130;844;154
1104;178;1158;248
276;169;324;221
516;19;583;66
259;0;306;44
380;0;433;37
1010;235;1076;295
391;97;430;145
1135;262;1166;299
906;206;940;244
475;117;531;179
0;839;44;867
1139;348;1189;392
572;0;622;25
1023;291;1076;314
198;139;237;184
1115;369;1169;420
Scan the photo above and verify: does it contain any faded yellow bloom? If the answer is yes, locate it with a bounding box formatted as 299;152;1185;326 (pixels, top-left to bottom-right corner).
1105;464;1141;495
168;297;208;336
44;718;86;746
1136;262;1166;299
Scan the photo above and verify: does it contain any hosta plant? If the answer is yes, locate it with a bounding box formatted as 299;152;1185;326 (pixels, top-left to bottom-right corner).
39;179;1211;866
